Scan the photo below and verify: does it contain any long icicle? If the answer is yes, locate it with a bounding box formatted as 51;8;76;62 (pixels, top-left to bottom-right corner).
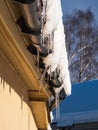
40;66;47;81
39;66;47;92
37;0;40;8
56;92;60;119
51;32;54;54
37;47;40;72
39;0;47;92
40;0;47;46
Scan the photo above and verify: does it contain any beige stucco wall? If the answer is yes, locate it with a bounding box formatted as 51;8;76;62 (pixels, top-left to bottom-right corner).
0;51;38;130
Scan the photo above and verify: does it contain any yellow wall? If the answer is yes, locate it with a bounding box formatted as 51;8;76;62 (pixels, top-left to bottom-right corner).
0;51;38;130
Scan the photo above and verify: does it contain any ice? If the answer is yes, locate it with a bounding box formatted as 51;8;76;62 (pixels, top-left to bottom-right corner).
37;47;40;72
55;92;60;119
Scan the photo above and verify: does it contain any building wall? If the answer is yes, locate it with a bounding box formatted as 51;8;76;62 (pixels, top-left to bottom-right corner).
0;50;38;130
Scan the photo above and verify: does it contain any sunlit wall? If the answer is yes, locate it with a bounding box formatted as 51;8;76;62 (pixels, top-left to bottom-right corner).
0;51;38;130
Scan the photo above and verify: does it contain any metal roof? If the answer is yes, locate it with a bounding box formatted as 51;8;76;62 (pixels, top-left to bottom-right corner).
60;80;98;114
52;80;98;128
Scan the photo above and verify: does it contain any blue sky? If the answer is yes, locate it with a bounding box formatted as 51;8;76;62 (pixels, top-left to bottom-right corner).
61;0;98;22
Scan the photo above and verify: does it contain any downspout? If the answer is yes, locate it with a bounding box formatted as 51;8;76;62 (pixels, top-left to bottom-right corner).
15;0;41;44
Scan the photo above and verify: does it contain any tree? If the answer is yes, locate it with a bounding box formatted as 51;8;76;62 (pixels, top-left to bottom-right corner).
64;8;98;83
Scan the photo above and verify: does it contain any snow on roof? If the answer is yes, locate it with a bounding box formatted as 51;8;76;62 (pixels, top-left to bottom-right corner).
54;110;98;127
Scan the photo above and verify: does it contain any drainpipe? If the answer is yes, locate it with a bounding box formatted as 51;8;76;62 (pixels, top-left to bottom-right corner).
14;0;41;44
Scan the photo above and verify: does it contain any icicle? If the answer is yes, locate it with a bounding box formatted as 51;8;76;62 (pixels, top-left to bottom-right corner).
49;67;52;80
54;70;57;79
39;80;43;92
46;33;54;55
47;35;51;54
40;32;44;46
42;0;47;18
39;66;47;92
56;92;60;119
40;0;47;46
37;47;40;72
46;66;53;81
50;32;54;54
40;66;47;81
37;0;40;8
52;32;54;53
0;77;2;84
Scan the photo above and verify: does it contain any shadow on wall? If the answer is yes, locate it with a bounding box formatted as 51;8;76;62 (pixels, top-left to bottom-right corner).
0;50;28;108
0;50;37;130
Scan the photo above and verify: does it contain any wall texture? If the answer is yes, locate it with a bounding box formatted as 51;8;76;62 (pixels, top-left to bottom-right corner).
0;51;38;130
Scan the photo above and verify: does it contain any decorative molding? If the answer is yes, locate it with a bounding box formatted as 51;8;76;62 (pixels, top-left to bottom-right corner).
0;0;51;99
